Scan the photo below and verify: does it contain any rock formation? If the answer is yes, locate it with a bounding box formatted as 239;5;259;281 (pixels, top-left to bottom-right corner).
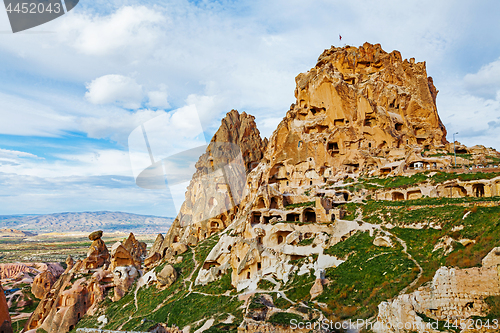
374;248;500;332
0;262;64;280
112;265;138;301
108;234;145;300
144;233;165;268
24;231;121;333
122;232;147;264
160;110;267;251
149;233;164;257
264;42;450;180
31;270;56;299
65;255;74;272
83;230;110;269
187;43;456;291
22;43;500;333
0;282;13;333
157;264;177;288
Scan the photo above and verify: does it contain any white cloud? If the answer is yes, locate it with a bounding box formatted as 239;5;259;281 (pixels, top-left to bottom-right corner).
147;84;170;109
80;108;167;144
437;86;500;148
62;6;163;56
0;92;77;137
256;116;283;139
0;148;42;166
85;74;144;109
463;57;500;99
0;148;134;178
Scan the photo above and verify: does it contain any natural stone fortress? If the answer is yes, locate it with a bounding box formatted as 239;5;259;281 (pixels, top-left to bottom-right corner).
6;42;500;333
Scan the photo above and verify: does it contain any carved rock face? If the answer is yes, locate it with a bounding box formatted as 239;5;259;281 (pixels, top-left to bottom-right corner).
157;264;177;288
122;232;147;264
109;242;135;271
269;42;448;180
32;270;56;299
187;43;457;291
113;265;139;301
162;110;266;249
84;238;110;269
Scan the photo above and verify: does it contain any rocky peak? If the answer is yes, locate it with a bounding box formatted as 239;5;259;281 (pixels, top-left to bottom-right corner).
277;42;448;177
122;232;147;263
161;109;266;250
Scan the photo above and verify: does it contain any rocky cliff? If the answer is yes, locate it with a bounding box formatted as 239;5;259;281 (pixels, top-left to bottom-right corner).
160;110;266;250
0;282;13;333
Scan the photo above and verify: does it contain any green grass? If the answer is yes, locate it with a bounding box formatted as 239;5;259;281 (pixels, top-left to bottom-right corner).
282;269;316;303
297;238;314;246
11;318;28;333
416;312;460;333
349;196;500;227
268;312;303;326
195;234;221;263
486;155;500;164
203;322;239;332
361;171;500;190
248;294;268;310
257;279;275;291
319;231;417;319
284;201;315;210
193;269;234;294
386;204;500;289
272;294;292;309
341;202;360;221
472;296;500;321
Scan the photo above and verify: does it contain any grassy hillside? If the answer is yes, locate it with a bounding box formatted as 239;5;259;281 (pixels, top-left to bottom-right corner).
72;190;500;332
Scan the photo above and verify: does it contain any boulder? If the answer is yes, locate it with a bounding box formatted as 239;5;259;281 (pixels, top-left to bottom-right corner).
32;270;56;299
65;255;74;271
144;252;162;268
171;243;188;256
88;230;103;241
482;247;500;268
310;279;324;299
373;236;392;248
157;265;177;288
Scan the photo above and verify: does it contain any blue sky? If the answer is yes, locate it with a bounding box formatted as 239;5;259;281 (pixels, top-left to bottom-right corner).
0;0;499;217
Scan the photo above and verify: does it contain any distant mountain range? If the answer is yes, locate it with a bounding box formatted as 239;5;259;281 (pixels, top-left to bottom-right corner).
0;211;174;234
